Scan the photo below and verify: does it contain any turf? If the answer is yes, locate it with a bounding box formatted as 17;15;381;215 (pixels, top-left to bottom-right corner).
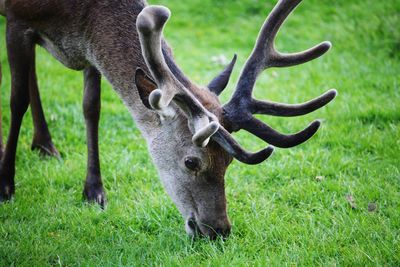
0;0;399;265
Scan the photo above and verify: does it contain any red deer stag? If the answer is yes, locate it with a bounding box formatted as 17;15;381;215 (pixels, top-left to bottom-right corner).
0;0;336;239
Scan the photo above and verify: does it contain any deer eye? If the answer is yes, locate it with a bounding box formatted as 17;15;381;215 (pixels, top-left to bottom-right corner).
184;157;202;172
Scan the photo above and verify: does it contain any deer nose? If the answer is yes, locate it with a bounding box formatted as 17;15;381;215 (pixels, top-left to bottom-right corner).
215;225;231;238
200;220;231;240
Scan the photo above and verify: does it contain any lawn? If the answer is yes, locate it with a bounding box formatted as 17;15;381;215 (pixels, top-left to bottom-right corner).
0;0;399;265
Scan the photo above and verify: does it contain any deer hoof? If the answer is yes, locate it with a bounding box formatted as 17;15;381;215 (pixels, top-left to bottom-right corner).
0;187;14;202
83;182;107;209
31;140;61;159
0;165;15;203
0;182;15;203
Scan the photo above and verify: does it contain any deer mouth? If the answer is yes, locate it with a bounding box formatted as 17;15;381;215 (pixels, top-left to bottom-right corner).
185;216;201;237
185;216;231;240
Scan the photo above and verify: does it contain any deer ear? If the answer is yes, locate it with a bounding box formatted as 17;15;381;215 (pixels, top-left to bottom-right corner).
135;68;158;109
208;54;237;96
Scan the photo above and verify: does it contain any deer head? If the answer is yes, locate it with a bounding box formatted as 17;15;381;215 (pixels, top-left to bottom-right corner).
134;0;337;239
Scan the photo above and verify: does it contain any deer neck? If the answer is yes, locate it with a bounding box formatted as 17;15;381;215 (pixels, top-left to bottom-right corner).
88;33;191;141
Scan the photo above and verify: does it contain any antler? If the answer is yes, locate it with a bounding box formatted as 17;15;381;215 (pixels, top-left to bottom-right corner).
213;0;337;158
137;6;219;147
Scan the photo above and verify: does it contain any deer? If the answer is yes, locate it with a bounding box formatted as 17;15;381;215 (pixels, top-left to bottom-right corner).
0;0;337;239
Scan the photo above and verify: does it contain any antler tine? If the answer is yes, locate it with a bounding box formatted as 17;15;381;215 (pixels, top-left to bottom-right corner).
137;6;220;147
213;128;274;165
208;54;238;96
252;89;337;117
271;41;331;68
241;118;321;148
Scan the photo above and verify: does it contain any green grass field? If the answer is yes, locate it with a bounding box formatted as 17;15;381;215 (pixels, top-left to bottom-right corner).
0;0;399;265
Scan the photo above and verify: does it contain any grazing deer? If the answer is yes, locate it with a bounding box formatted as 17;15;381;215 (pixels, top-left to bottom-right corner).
0;0;336;239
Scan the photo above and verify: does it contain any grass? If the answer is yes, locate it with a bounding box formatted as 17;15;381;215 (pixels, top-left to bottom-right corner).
0;0;399;265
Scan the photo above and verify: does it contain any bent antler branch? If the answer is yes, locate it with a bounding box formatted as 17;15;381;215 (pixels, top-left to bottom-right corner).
213;0;336;157
213;127;274;165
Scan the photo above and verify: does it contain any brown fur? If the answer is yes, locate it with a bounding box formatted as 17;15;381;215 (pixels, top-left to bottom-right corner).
0;0;5;16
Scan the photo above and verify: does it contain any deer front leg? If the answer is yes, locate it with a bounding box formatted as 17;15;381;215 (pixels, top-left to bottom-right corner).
0;22;33;201
82;66;106;208
29;49;60;158
0;62;3;160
